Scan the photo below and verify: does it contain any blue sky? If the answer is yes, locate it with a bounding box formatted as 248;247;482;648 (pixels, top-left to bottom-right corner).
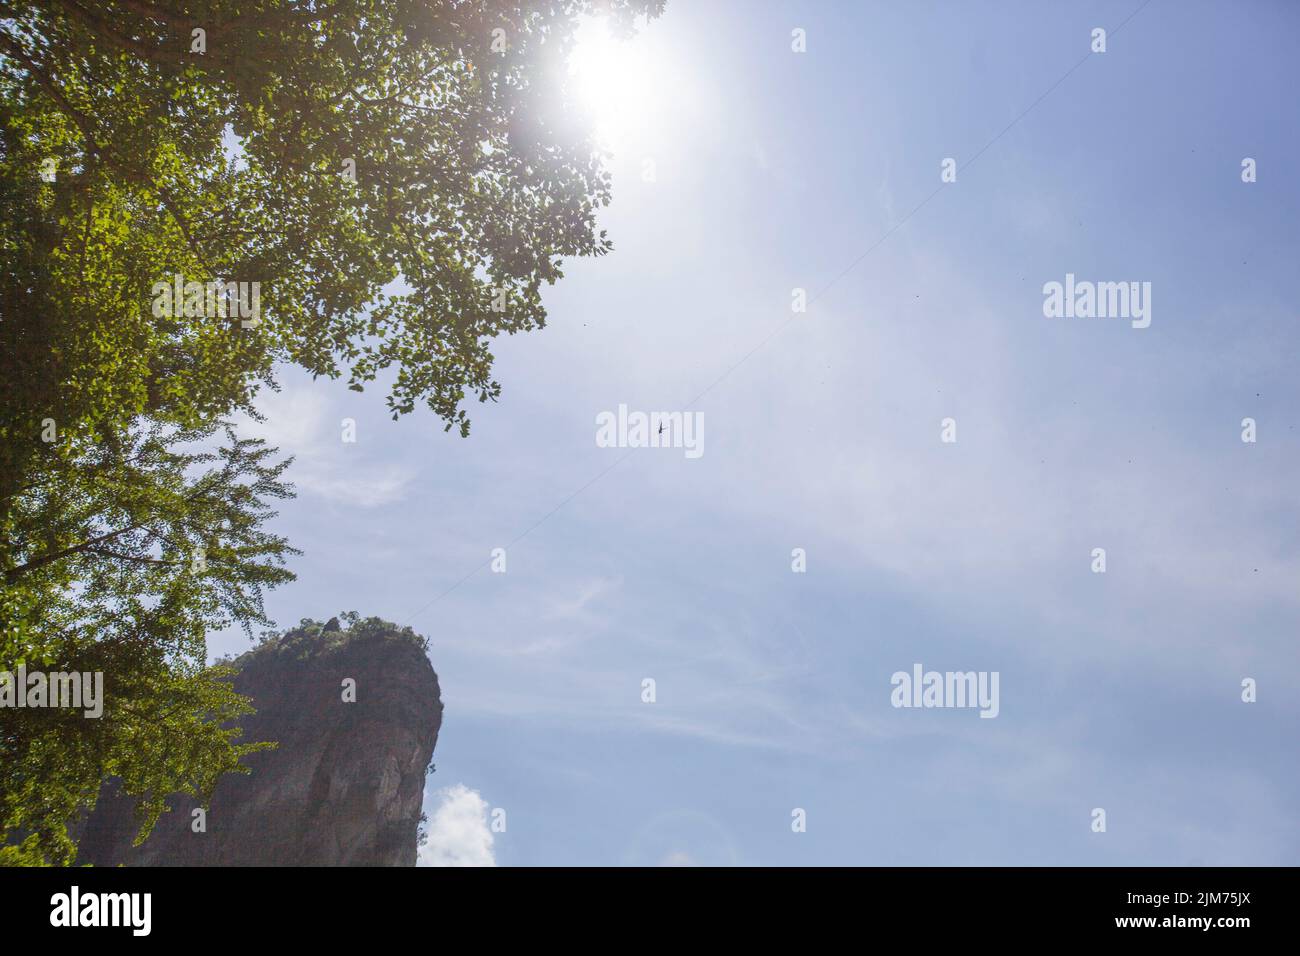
211;0;1300;865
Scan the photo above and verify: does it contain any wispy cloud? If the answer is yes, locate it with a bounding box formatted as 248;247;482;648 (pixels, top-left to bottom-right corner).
237;382;414;508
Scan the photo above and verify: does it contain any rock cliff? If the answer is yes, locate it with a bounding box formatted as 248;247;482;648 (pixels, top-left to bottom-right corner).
76;617;442;866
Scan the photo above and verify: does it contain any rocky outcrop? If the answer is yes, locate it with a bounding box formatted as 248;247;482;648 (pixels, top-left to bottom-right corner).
76;617;442;866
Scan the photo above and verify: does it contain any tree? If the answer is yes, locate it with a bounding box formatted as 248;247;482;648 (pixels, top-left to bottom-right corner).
0;0;661;864
1;420;293;864
1;0;663;518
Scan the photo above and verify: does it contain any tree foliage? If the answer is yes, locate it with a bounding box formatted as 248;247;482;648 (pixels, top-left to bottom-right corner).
1;421;293;865
0;0;661;864
2;0;661;476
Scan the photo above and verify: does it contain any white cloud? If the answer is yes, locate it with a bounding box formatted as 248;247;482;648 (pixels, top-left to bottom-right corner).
418;784;497;867
543;575;620;623
236;381;414;508
292;468;413;508
659;850;696;866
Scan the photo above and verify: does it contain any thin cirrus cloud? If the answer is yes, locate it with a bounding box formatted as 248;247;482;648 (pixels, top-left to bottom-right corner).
236;380;415;509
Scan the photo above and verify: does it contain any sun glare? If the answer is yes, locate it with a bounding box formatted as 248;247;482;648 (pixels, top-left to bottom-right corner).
567;17;658;147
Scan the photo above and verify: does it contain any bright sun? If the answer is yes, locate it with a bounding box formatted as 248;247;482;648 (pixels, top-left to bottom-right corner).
567;17;657;147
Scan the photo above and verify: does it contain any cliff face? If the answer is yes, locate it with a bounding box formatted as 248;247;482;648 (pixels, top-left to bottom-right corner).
77;619;442;866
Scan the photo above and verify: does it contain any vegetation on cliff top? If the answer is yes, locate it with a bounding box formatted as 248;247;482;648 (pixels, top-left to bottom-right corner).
228;612;432;666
